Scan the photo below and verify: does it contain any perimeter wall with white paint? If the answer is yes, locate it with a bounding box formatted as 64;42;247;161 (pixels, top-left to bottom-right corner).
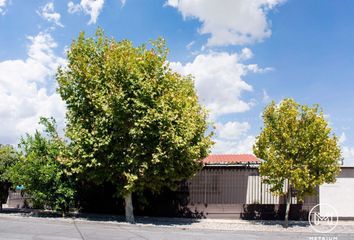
320;167;354;218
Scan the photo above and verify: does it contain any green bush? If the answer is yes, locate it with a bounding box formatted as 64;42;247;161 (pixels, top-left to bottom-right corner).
7;118;76;214
0;145;19;210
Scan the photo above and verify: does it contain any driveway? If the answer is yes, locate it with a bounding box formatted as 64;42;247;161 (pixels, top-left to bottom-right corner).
0;214;353;240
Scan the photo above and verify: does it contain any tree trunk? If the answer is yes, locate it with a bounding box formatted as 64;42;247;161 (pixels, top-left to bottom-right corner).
284;188;291;228
124;192;135;223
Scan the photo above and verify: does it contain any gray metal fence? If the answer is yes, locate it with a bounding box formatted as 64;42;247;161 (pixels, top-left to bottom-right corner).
186;166;318;206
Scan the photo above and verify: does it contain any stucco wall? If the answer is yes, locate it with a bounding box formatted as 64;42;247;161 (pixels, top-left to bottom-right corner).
319;167;354;218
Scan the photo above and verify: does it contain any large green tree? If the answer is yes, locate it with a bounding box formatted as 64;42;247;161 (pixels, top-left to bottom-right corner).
0;145;18;210
57;30;213;222
253;98;341;227
7;118;76;214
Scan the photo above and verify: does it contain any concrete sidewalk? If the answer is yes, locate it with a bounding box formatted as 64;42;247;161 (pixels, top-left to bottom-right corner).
2;215;353;240
0;210;353;234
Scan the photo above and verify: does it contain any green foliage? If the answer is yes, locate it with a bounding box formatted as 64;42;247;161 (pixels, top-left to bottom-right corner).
254;98;341;199
0;145;18;205
7;118;76;212
0;145;18;181
57;29;213;196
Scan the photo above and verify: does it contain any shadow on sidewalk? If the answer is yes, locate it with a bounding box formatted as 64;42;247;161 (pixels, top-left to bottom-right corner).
0;208;315;228
0;208;202;226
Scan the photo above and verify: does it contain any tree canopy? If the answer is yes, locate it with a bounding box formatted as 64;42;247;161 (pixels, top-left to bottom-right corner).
7;118;76;213
253;98;341;226
56;29;213;221
0;144;18;209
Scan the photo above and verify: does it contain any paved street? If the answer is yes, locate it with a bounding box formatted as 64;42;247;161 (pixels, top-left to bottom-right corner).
0;215;353;240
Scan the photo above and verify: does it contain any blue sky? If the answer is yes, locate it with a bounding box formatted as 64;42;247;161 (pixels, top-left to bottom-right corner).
0;0;353;165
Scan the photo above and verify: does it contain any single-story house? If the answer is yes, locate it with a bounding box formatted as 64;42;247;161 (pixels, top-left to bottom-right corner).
4;154;354;220
182;154;354;219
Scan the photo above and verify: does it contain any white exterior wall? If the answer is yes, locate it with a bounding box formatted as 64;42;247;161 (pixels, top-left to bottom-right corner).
320;178;354;217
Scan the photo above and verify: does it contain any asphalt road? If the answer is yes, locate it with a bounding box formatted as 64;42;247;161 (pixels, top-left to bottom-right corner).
0;216;353;240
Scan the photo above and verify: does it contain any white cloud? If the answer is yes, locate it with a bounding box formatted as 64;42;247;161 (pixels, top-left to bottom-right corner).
68;0;104;24
239;48;253;61
337;132;354;166
262;89;270;102
213;135;255;154
216;121;250;140
170;49;269;117
339;132;346;145
68;1;81;14
120;0;126;7
342;147;354;166
246;64;273;73
38;2;64;27
166;0;285;46
0;32;66;145
186;41;195;50
212;121;254;154
0;0;7;15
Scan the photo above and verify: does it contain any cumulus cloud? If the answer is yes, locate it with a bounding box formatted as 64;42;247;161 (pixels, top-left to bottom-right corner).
247;64;273;73
68;1;81;14
0;32;66;145
68;0;104;24
0;0;7;15
213;136;255;154
212;121;255;154
343;146;354;166
339;132;346;144
262;89;270;103
337;132;354;166
170;49;269;118
239;48;253;61
166;0;285;46
120;0;126;7
38;2;64;27
216;121;250;140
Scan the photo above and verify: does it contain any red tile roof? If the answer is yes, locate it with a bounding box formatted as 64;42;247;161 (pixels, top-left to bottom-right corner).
203;154;260;165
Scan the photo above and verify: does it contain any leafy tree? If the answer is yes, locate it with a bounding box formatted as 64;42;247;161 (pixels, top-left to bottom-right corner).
7;118;76;214
57;30;213;222
0;145;18;210
253;98;341;227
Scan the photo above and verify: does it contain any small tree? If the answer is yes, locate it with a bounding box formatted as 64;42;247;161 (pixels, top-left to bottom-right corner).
253;98;341;227
0;145;18;211
57;30;213;222
8;118;76;214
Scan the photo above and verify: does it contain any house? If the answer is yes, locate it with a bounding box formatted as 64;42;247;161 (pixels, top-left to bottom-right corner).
180;154;314;219
4;154;354;220
181;154;354;219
